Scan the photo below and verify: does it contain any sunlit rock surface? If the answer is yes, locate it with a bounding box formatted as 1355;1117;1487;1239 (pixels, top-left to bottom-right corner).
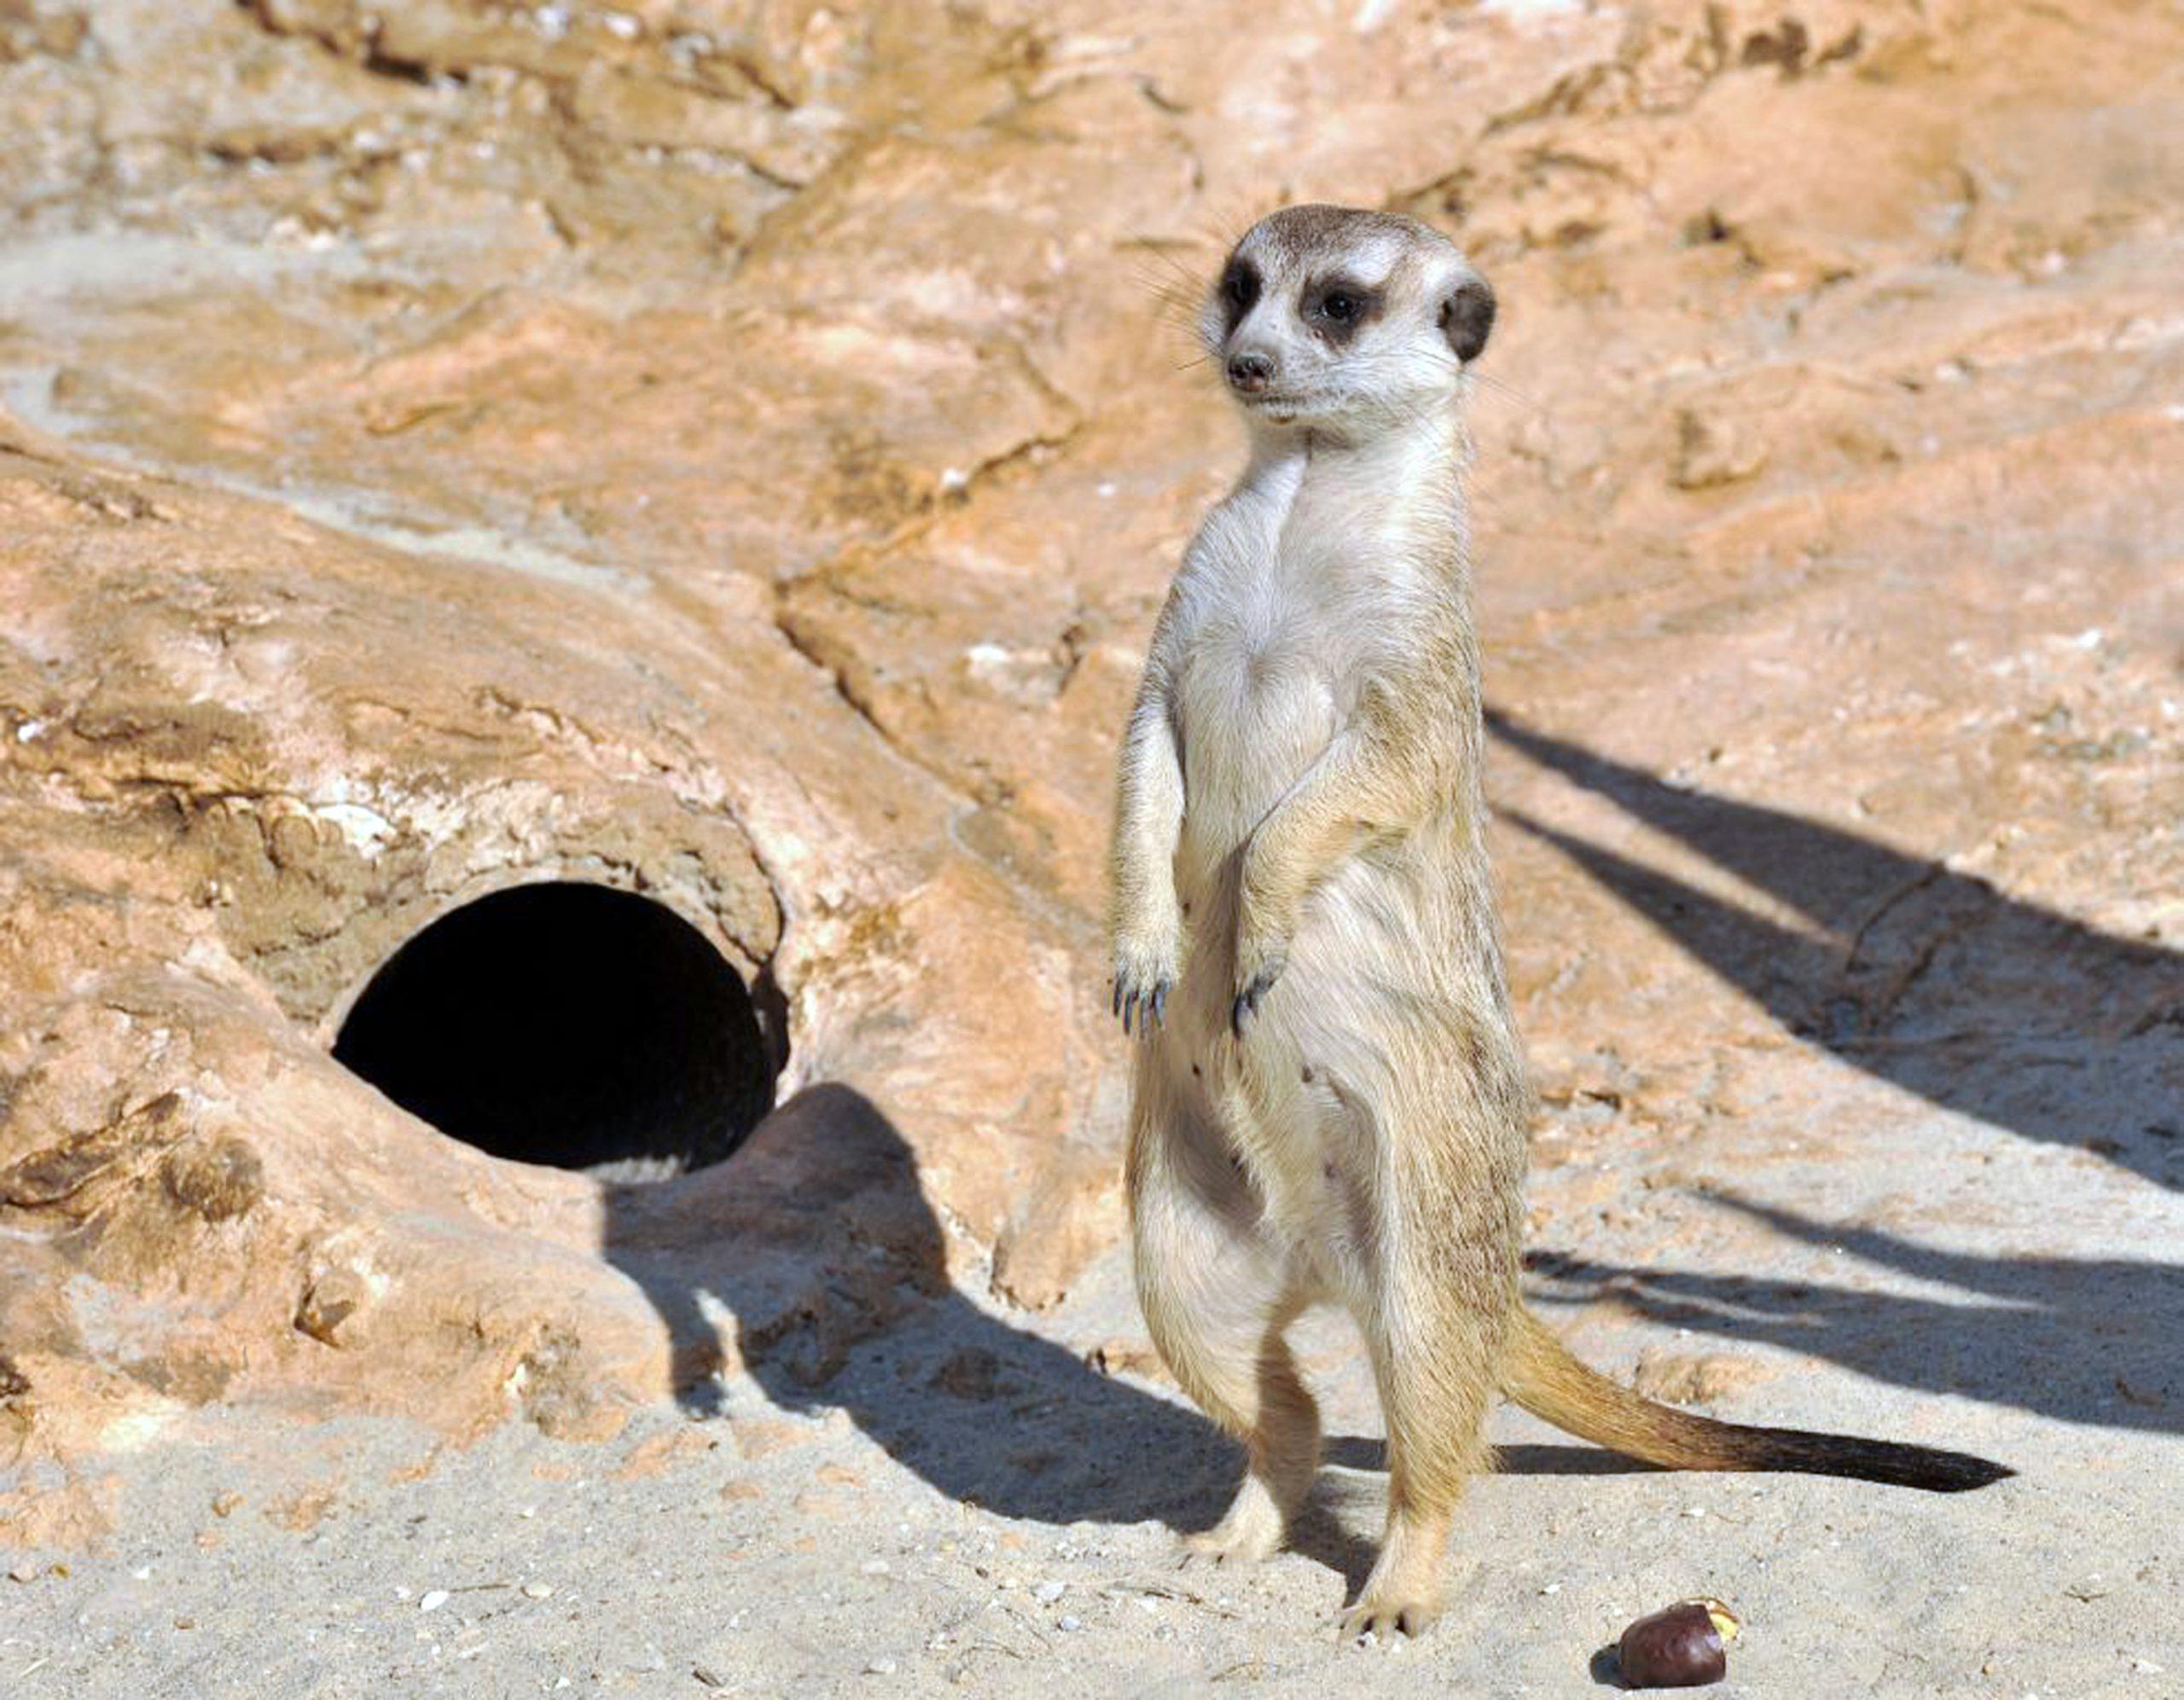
0;0;2177;1513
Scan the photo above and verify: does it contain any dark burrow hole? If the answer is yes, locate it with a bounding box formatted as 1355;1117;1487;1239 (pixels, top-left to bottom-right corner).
332;883;781;1182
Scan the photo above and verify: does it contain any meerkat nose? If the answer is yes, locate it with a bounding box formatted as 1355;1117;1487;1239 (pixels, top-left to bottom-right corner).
1226;351;1275;393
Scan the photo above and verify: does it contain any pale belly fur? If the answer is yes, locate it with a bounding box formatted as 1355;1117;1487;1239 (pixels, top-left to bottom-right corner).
1153;601;1421;1289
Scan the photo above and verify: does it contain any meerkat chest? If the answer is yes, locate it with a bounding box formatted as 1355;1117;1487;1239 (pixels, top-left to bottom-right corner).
1175;514;1391;785
1197;563;1357;699
1174;564;1359;821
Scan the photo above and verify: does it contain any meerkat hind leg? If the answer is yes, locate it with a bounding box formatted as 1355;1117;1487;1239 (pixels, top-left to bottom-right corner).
1135;1151;1321;1565
1341;1290;1500;1639
1177;1303;1318;1567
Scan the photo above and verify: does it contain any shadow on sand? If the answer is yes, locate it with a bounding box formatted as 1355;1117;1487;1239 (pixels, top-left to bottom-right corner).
601;1084;1223;1532
1486;709;2184;1429
1522;1195;2184;1434
599;1082;1659;1587
1485;708;2184;1189
574;713;2181;1563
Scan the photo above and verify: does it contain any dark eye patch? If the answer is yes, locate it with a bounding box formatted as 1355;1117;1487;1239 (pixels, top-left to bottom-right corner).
1217;258;1261;336
1301;277;1382;345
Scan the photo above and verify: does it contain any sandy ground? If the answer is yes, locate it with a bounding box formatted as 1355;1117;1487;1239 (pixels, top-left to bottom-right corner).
7;1066;2180;1697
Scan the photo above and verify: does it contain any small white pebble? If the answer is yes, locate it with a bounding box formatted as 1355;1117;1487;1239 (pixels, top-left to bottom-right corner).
519;1506;536;1519
2135;1659;2165;1674
523;1584;554;1600
862;1560;890;1575
1058;1615;1083;1632
1033;1581;1066;1604
132;1566;152;1581
1684;1506;1707;1517
420;1590;450;1613
866;1657;897;1675
1539;1582;1560;1595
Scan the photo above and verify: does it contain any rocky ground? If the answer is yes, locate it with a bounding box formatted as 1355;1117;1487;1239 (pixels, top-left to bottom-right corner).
1;0;2180;1691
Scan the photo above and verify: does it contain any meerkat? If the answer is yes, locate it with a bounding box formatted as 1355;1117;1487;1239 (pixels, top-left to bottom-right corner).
1107;205;2007;1641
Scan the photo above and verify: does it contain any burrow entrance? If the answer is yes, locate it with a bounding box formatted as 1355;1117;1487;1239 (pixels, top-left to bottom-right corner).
332;883;778;1182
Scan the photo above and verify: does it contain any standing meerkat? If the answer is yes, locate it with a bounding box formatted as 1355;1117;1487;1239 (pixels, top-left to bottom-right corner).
1108;205;2007;1640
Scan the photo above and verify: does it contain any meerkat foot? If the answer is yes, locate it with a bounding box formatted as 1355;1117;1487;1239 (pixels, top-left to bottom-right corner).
1339;1552;1447;1641
1339;1590;1442;1643
1179;1476;1289;1567
1339;1505;1453;1642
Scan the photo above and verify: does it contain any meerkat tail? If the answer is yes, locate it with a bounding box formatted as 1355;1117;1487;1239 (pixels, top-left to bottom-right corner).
1499;1308;2012;1492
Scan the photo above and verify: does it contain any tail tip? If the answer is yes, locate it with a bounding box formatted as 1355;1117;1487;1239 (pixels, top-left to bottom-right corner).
1917;1451;2014;1493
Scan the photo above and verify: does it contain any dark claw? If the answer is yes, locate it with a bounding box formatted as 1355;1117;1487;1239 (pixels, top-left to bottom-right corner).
1116;970;1174;1038
1137;979;1164;1041
1230;961;1283;1040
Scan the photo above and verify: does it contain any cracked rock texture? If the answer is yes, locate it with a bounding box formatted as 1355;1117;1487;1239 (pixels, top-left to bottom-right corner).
1;0;2179;1560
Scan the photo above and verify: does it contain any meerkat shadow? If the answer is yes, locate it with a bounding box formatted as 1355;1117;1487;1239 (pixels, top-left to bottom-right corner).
600;1082;1240;1532
598;1087;1667;1567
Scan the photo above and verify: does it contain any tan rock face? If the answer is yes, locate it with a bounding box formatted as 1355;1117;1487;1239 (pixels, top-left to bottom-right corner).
3;0;2179;1514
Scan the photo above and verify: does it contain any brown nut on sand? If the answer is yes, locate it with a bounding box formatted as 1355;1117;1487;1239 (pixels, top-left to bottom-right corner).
1616;1598;1740;1689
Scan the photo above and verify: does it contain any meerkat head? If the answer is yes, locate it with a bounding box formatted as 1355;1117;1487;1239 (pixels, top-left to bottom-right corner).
1203;205;1495;438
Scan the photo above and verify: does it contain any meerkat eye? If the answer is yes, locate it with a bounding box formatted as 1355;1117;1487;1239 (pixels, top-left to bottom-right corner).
1304;281;1378;340
1219;261;1260;313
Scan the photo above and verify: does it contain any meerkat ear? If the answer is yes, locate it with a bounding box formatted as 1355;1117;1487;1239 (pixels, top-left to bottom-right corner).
1439;275;1496;363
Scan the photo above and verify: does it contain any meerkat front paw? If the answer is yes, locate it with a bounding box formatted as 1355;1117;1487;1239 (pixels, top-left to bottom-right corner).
1112;925;1182;1036
1229;931;1289;1038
